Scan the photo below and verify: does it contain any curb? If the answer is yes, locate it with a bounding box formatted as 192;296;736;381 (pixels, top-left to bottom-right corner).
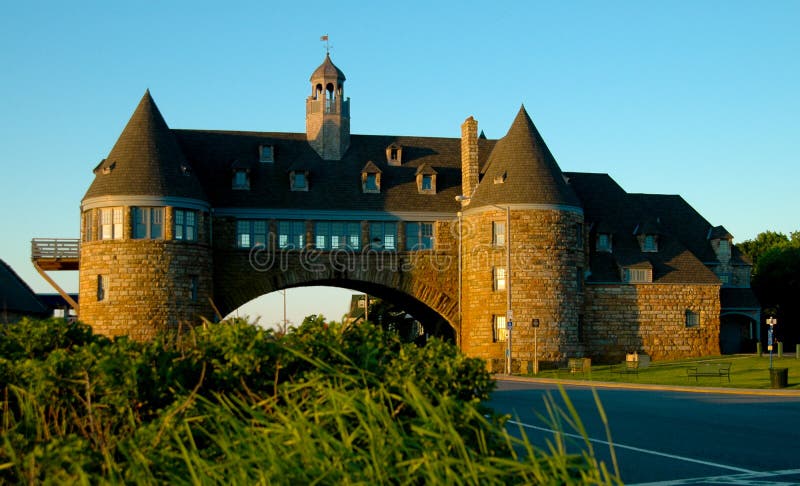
493;374;800;397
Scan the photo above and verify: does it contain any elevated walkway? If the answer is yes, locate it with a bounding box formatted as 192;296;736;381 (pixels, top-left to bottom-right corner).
31;238;79;313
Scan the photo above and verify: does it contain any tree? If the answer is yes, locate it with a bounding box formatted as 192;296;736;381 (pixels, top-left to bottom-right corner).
737;230;791;269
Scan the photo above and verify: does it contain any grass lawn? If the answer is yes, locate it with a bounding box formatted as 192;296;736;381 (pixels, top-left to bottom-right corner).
531;354;800;390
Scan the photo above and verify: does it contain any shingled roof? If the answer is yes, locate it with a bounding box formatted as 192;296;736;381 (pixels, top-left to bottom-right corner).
566;172;720;284
0;259;48;316
469;106;581;209
83;90;207;202
310;53;346;82
175;130;496;212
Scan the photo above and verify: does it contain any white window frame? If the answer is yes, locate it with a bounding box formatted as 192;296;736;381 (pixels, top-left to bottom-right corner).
279;221;305;249
84;210;93;242
174;209;198;241
369;222;397;250
133;207;164;240
492;221;506;247
99;207;124;240
494;266;507;291
493;315;508;342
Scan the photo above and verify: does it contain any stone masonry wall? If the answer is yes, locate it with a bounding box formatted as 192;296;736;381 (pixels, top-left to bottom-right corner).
460;207;585;371
584;283;720;362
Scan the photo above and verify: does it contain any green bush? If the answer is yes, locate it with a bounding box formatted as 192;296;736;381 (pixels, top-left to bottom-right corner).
0;317;617;484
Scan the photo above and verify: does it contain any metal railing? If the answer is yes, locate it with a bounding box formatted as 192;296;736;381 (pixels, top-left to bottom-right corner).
31;238;80;260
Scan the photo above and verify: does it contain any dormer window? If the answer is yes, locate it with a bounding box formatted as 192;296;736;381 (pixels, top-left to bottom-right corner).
493;171;507;184
361;161;382;193
232;169;249;190
290;170;308;191
259;145;274;163
416;164;437;194
597;233;612;252
386;143;403;166
623;267;652;283
642;235;657;252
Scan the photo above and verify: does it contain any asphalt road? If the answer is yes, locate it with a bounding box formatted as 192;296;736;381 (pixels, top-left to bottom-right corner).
489;380;800;485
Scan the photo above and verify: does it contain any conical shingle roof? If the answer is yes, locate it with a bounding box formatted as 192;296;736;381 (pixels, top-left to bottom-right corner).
310;53;346;82
83;90;206;201
469;106;580;209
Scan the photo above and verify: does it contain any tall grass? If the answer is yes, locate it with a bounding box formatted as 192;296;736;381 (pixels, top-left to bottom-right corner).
1;318;620;484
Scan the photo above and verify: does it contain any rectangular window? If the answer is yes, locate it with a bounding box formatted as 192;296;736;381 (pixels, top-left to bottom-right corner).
133;207;164;239
597;233;612;252
577;314;585;342
492;221;506;247
174;209;198;241
421;175;432;191
405;222;434;250
494;266;507;291
233;170;249;189
279;221;305;249
576;223;583;249
719;273;731;286
365;173;378;191
493;315;508;343
237;220;268;248
259;145;273;163
577;267;583;292
624;268;652;283
717;240;731;259
190;276;199;302
315;221;360;250
369;222;397;250
292;173;307;190
84;210;93;242
97;275;106;301
685;310;700;328
643;235;657;252
99;207;124;240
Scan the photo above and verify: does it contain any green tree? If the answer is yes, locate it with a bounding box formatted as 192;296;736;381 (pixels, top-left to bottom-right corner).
752;244;800;346
737;230;791;269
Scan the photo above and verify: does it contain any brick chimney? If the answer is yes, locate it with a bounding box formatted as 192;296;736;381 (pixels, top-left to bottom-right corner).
460;116;479;203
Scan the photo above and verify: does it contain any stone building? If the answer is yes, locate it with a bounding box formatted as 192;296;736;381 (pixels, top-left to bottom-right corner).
41;53;760;365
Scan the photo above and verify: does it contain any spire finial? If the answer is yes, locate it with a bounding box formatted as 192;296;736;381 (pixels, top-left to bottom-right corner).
320;34;332;55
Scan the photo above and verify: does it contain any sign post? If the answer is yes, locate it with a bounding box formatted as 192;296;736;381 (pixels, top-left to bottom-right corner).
506;310;513;374
767;317;777;370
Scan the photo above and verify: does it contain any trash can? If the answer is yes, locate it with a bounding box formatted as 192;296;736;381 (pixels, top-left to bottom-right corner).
769;368;788;389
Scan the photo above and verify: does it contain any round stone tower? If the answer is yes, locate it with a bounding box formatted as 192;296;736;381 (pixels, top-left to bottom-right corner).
79;91;214;339
460;106;585;371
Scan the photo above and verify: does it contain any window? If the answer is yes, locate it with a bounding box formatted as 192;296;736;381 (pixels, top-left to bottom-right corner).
494;267;507;291
576;223;583;249
237;220;268;248
685;310;700;328
493;315;508;342
492;221;506;247
421;175;433;191
717;239;731;259
97;275;106;301
133;207;164;239
577;314;585;343
623;268;652;283
259;145;274;163
315;221;360;250
719;273;731;286
365;173;378;192
291;171;308;191
369;222;397;250
174;209;197;241
84;210;93;242
597;233;612;252
642;235;657;252
279;221;305;249
99;207;123;240
386;144;402;165
577;267;583;292
232;170;249;190
405;222;434;250
190;276;199;302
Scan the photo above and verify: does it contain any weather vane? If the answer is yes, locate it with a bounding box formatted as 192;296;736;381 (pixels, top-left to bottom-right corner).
320;34;332;55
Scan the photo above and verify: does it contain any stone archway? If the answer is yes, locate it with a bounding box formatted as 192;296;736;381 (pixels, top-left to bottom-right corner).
211;247;459;340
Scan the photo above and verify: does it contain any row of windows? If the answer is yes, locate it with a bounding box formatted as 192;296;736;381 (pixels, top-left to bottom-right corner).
236;220;435;251
232;169;436;194
96;274;199;302
85;207;198;242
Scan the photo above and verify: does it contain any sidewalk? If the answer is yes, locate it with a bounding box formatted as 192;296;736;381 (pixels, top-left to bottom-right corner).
494;374;800;397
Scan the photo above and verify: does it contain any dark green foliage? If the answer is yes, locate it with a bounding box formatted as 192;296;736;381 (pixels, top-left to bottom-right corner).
0;317;615;484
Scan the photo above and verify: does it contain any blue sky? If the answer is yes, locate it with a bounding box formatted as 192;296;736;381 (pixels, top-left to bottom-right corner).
1;1;797;327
